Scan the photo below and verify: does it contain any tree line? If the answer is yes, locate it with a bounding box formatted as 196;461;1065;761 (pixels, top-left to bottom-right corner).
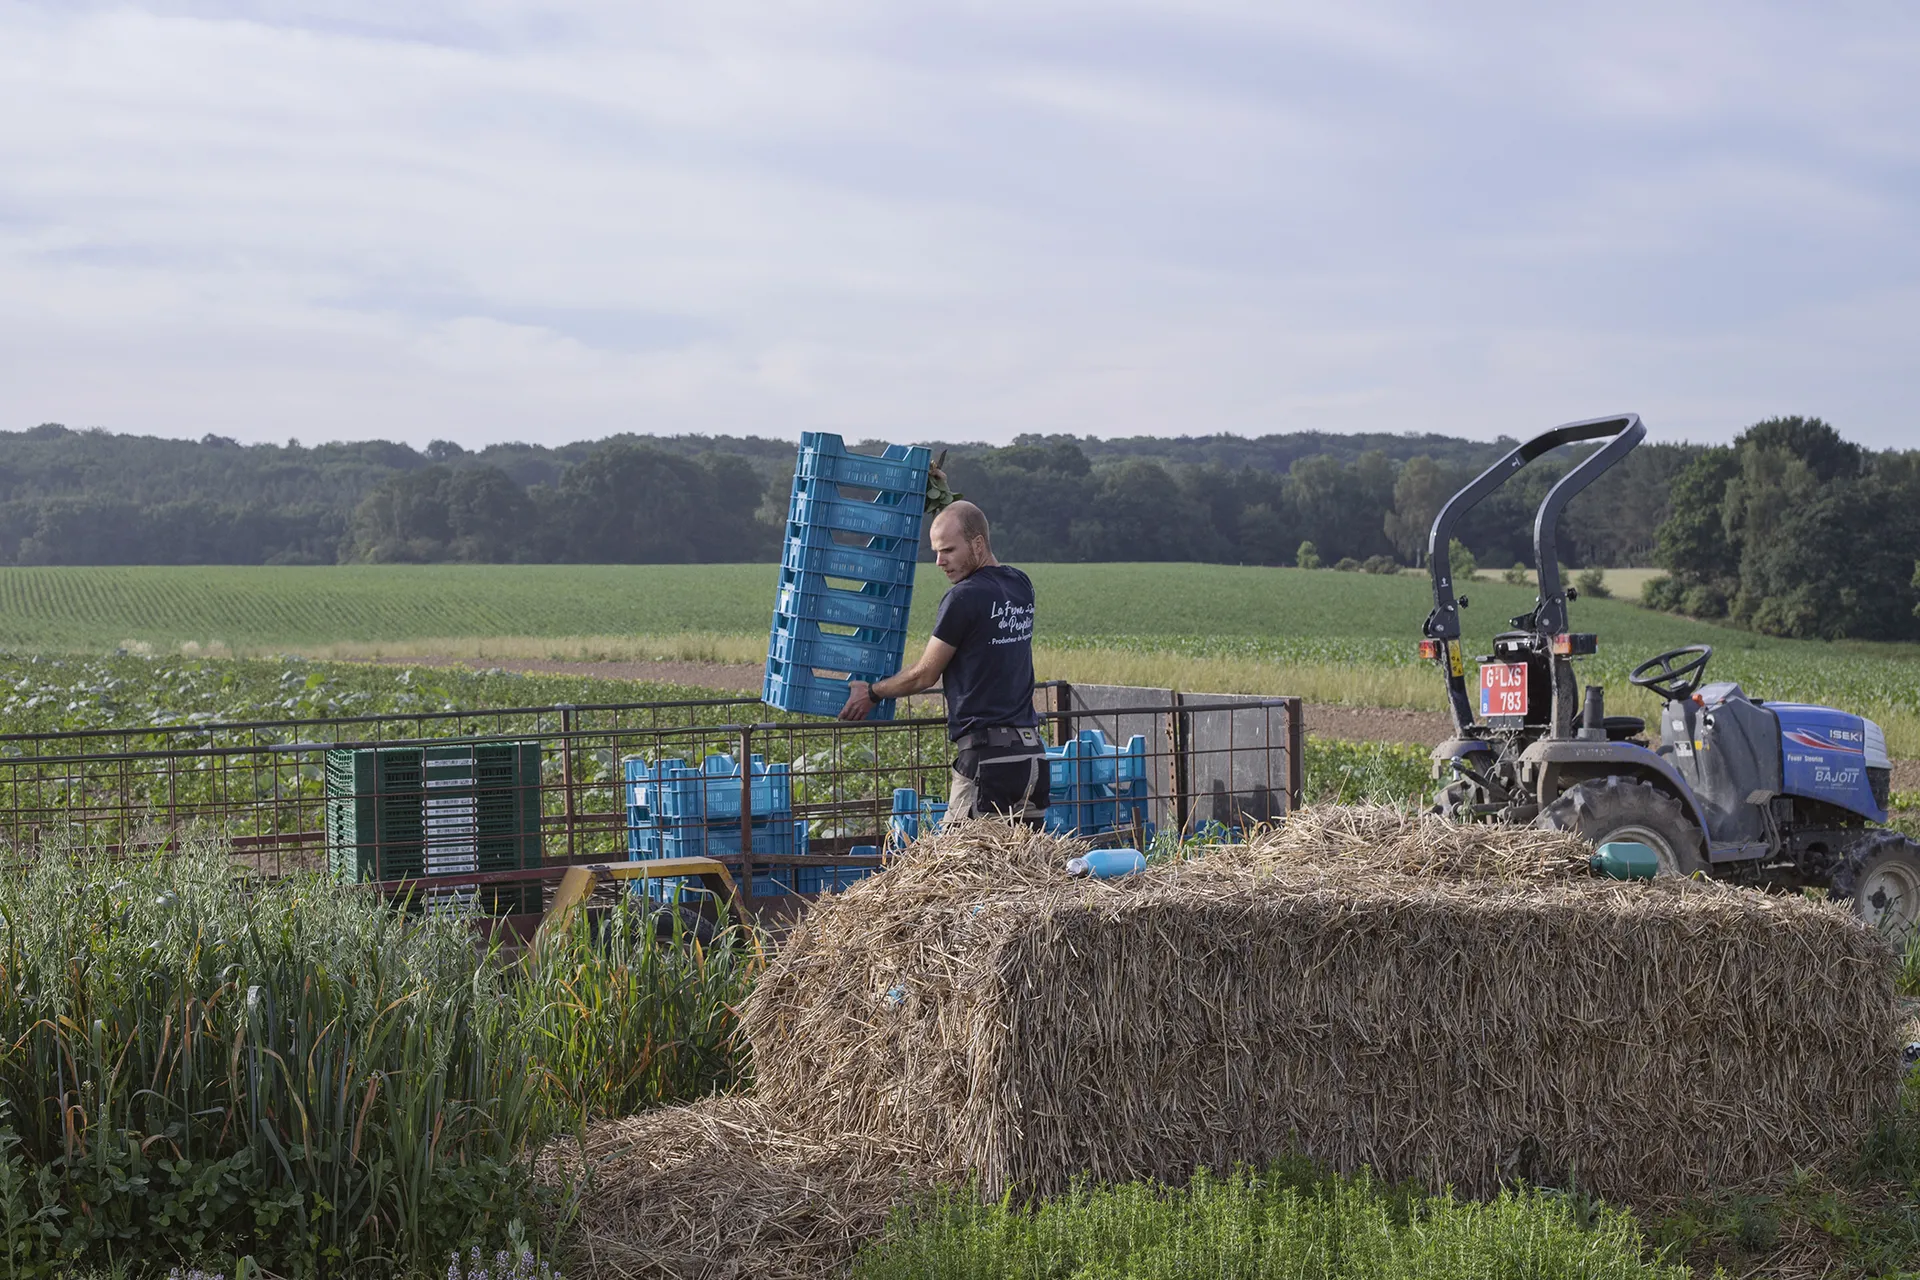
1645;417;1920;641
1;418;1913;640
0;421;1698;570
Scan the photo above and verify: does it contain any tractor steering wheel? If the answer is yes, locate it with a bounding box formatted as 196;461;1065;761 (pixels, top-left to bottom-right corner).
1629;645;1714;702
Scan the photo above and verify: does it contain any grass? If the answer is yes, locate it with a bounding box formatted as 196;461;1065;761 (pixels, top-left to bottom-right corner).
0;836;759;1278
1644;1073;1920;1280
850;1163;1688;1280
2;563;1915;755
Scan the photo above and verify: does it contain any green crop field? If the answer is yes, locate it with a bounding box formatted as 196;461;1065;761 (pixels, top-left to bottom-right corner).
1;563;1917;754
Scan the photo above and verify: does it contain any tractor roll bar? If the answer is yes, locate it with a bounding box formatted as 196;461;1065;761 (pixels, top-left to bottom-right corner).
1423;413;1642;733
1530;417;1644;635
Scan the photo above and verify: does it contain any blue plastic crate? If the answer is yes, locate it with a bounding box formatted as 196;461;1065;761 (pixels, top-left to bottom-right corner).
782;517;919;558
887;788;950;849
665;819;802;860
787;478;924;542
1044;794;1150;836
795;863;876;894
782;534;919;586
763;660;897;721
629;817;807;861
1041;731;1150;837
625;855;799;900
1046;730;1148;792
626;754;792;825
769;614;908;678
777;569;914;633
795;433;931;496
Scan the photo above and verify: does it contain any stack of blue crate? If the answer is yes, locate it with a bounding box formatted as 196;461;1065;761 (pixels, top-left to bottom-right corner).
1044;730;1153;839
796;846;880;895
763;433;932;720
886;786;948;852
623;753;809;897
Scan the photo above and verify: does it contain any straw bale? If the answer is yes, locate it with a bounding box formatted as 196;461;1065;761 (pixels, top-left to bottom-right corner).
548;1095;928;1280
744;811;1903;1202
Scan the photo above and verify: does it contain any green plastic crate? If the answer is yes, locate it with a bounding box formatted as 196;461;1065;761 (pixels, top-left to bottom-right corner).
326;741;543;913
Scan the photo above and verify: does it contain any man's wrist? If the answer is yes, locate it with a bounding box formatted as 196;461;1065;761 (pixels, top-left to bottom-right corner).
867;676;890;700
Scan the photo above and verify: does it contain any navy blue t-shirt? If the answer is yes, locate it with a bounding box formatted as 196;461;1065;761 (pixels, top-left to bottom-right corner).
932;564;1038;741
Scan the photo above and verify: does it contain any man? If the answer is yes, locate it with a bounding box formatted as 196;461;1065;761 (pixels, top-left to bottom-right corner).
838;500;1047;825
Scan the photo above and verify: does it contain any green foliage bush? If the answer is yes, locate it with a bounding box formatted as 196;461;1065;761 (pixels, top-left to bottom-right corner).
1574;567;1611;599
851;1164;1687;1280
1505;561;1531;585
0;841;760;1277
1652;417;1920;641
1446;538;1476;579
1359;555;1401;575
1295;541;1322;570
0;842;538;1275
1640;574;1681;611
521;898;761;1127
1333;557;1362;572
1304;740;1431;808
1680;583;1727;619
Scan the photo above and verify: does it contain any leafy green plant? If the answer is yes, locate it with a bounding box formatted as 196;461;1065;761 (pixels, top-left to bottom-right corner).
519;895;762;1129
1304;739;1431;808
0;840;544;1276
1575;567;1612;599
1447;538;1476;579
851;1164;1687;1280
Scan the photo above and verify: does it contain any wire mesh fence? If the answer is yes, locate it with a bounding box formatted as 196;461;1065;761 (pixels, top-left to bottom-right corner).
0;682;1302;910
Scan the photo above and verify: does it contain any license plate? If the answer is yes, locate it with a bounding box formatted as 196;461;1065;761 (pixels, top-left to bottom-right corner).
1479;662;1529;718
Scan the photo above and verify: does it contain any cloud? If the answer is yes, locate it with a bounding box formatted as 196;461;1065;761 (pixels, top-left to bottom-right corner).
0;0;1915;449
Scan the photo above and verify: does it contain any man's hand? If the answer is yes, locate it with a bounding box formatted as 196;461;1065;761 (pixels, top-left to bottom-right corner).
838;680;877;720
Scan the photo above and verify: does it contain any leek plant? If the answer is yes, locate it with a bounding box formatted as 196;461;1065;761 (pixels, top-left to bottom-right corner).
0;837;537;1276
518;895;762;1129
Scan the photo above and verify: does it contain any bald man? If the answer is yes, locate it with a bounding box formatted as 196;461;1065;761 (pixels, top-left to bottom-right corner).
838;500;1048;825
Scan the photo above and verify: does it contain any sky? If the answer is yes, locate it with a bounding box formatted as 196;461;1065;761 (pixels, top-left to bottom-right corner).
1;2;1916;451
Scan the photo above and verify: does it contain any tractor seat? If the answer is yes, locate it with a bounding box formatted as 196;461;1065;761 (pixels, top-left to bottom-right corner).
1603;715;1645;742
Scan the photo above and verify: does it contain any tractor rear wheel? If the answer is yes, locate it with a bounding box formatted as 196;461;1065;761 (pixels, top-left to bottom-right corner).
1534;776;1707;877
1840;832;1920;939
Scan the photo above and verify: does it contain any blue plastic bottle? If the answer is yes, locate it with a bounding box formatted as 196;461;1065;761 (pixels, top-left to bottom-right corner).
1065;848;1147;879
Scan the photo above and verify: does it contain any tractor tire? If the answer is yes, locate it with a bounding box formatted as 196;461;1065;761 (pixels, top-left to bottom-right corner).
1837;832;1920;940
1533;776;1707;877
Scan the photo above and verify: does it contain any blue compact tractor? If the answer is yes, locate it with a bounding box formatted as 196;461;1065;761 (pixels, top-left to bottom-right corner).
1421;413;1916;935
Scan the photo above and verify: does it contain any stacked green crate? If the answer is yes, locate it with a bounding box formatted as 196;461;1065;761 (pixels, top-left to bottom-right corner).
469;742;543;914
325;741;543;915
325;747;424;884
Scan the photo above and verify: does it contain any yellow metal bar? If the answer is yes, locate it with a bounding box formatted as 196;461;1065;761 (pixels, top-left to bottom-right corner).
535;858;739;946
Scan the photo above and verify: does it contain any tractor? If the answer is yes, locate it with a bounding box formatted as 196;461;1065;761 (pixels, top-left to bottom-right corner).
1419;413;1920;935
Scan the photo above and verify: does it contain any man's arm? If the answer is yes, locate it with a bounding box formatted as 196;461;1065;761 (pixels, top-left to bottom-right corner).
838;636;956;720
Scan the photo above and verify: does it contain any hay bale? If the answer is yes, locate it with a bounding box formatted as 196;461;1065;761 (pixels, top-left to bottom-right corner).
743;811;1902;1202
549;1095;927;1280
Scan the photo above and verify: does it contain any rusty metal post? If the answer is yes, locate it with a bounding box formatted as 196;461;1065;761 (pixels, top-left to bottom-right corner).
738;725;755;900
1167;698;1190;835
1050;681;1072;747
1286;698;1306;813
559;705;577;860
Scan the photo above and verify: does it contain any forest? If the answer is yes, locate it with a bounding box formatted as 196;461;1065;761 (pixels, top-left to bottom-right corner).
1;417;1913;640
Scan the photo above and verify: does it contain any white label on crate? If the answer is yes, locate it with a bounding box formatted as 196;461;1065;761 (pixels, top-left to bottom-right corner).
426;888;476;917
426;776;474;787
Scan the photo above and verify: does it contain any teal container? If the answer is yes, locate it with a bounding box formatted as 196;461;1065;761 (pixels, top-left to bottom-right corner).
1590;841;1659;881
1066;848;1147;879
